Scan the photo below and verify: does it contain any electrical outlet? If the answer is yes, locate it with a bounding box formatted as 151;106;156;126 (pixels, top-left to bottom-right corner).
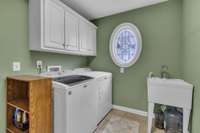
120;68;125;73
13;62;21;72
36;60;43;69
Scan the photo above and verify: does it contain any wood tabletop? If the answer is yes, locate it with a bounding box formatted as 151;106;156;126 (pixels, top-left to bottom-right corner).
7;75;52;82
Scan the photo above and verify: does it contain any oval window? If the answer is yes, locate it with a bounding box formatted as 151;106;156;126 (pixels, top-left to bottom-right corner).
110;23;142;72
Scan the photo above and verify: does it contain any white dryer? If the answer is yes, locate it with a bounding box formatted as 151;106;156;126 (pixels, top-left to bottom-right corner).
80;71;113;124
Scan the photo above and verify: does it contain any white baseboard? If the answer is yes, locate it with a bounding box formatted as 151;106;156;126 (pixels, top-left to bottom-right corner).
112;105;147;117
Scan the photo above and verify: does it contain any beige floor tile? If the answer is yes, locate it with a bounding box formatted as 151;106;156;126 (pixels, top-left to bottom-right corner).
110;109;127;117
95;109;165;133
153;128;165;133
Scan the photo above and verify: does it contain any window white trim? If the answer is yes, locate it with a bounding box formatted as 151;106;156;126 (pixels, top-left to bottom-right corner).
109;23;142;68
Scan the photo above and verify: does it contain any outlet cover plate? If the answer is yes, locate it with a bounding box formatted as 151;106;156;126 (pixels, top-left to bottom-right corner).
13;62;21;72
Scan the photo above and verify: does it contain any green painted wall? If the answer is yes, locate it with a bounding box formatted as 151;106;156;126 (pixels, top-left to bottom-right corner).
182;0;200;132
1;0;200;132
0;0;87;132
89;0;182;111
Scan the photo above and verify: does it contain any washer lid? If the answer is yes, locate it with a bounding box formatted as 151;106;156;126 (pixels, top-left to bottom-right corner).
53;75;93;85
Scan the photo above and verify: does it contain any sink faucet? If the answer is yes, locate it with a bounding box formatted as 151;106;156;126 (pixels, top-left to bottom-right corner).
148;72;154;78
160;65;170;78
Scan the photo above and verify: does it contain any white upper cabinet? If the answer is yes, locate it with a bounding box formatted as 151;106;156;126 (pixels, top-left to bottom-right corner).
80;20;97;55
44;0;65;49
29;0;97;56
65;10;79;51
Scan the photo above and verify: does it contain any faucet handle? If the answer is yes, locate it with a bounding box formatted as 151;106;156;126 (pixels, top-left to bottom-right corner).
161;65;168;71
161;65;170;78
148;72;154;78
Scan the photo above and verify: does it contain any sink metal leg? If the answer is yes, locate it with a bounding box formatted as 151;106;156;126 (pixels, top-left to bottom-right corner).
183;108;191;133
148;102;154;133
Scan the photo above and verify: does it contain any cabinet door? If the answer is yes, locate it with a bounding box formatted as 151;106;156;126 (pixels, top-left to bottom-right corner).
79;20;88;52
97;76;112;123
97;83;105;123
44;0;65;49
65;11;79;51
101;77;109;116
104;77;112;113
80;21;96;54
67;82;97;133
87;26;97;54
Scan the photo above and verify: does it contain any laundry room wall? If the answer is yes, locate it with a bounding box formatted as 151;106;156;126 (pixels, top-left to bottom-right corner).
182;0;200;132
0;0;87;132
89;0;182;112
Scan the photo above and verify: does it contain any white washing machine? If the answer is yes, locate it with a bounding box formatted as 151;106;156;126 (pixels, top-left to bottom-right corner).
41;68;112;133
53;75;97;133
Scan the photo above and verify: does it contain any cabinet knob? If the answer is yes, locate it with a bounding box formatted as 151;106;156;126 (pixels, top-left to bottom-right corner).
83;85;88;88
68;91;72;95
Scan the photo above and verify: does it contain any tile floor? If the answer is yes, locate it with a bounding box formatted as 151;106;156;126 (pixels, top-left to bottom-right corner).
95;109;164;133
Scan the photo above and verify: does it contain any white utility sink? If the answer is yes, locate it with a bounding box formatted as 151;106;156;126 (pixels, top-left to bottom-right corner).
147;77;193;133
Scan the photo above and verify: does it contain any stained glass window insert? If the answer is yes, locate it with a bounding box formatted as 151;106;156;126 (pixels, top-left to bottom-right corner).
110;23;142;69
114;29;138;64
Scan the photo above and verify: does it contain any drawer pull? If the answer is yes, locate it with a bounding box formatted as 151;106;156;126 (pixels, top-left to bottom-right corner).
83;85;88;88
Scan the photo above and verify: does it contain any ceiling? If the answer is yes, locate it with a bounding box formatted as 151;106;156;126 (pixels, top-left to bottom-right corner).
62;0;168;20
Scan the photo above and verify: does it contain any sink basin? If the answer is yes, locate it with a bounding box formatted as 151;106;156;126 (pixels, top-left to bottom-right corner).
147;77;193;109
147;77;193;133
